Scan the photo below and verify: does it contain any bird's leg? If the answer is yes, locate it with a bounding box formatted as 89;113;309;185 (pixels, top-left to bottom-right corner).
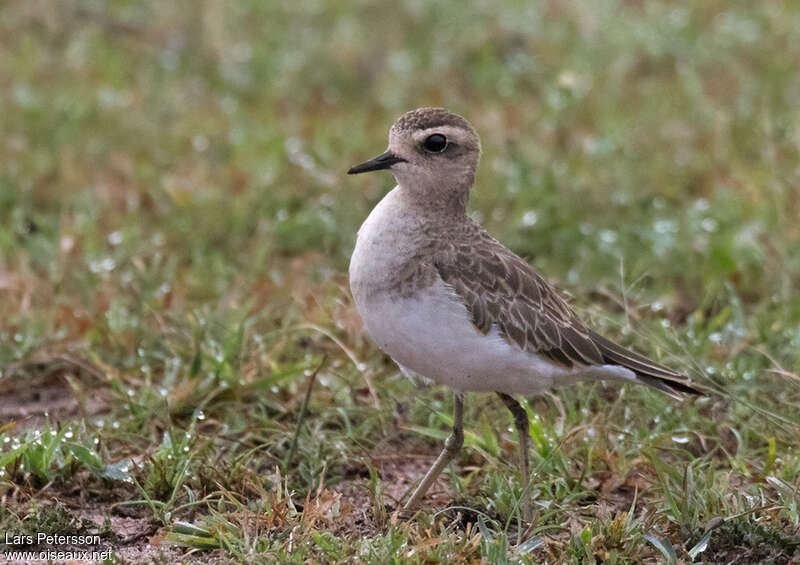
497;392;532;522
402;392;464;513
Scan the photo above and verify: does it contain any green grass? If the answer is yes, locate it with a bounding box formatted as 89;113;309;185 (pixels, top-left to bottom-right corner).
1;1;799;563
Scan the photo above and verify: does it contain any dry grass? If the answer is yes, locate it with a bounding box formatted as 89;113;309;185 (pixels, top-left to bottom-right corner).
1;1;799;563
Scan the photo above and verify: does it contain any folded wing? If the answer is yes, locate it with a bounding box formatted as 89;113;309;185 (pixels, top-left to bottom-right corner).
433;226;699;397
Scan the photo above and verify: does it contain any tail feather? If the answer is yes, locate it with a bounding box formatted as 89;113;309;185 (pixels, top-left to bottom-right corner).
588;330;702;398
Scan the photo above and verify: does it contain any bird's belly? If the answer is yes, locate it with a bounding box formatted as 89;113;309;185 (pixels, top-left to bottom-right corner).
357;282;574;395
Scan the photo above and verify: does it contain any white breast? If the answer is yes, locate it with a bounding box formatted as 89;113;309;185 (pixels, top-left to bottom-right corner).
349;186;422;292
358;280;563;393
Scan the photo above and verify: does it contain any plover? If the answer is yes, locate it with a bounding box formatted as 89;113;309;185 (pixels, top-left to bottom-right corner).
348;107;699;517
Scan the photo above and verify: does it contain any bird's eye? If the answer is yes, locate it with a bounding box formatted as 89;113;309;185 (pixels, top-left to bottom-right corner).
422;133;447;153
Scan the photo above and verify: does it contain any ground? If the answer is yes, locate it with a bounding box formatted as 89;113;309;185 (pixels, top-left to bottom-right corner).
1;1;799;564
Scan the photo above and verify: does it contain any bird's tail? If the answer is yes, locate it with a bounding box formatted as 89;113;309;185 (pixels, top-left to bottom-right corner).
588;330;702;399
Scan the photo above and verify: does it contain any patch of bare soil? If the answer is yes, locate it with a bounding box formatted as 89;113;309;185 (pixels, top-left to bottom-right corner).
0;496;215;565
0;355;110;430
378;454;453;507
331;442;460;536
93;512;211;565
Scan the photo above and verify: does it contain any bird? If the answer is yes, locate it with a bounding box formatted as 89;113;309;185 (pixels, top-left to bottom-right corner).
347;107;699;519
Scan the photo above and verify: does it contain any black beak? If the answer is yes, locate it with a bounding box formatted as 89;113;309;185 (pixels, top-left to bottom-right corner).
347;150;406;175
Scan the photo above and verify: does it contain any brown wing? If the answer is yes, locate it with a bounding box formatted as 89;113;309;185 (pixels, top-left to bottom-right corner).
433;228;605;368
433;225;699;396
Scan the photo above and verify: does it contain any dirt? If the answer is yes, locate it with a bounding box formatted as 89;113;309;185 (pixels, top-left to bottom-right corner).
0;495;217;565
0;355;110;431
0;357;202;563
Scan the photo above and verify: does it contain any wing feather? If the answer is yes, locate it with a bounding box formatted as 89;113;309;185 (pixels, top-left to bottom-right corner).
432;223;699;396
433;228;602;368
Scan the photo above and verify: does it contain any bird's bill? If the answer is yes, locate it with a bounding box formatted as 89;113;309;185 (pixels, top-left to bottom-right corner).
347;150;406;174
